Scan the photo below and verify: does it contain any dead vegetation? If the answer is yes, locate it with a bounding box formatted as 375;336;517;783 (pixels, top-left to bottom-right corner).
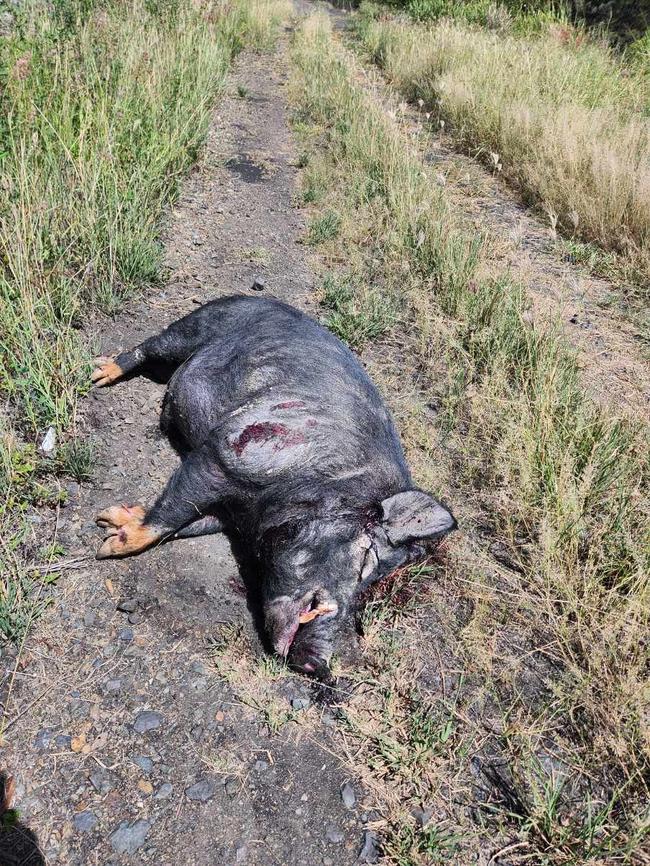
288;12;650;864
353;2;650;306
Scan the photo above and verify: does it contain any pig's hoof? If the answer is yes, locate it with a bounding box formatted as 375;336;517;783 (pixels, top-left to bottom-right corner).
96;504;145;529
96;519;160;559
91;357;123;387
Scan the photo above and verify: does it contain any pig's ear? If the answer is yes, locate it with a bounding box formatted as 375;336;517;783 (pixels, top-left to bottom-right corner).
379;490;456;546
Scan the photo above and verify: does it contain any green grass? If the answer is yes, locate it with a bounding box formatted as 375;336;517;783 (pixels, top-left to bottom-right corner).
291;13;649;864
353;2;650;304
321;273;396;349
0;0;290;643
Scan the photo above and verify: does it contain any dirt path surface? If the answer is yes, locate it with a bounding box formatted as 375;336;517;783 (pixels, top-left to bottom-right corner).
1;34;367;866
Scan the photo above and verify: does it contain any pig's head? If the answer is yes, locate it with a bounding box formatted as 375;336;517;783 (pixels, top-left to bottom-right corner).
262;489;456;677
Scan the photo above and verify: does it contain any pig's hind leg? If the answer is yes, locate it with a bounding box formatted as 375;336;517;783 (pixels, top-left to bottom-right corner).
92;301;231;387
95;443;230;558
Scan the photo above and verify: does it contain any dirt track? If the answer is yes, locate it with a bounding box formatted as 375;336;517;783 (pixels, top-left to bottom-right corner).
2;4;649;865
1;29;367;866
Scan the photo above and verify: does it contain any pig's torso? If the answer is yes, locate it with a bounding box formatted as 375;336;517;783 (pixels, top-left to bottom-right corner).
160;297;411;518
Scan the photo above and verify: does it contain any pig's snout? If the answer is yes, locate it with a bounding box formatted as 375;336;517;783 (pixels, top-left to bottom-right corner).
265;589;339;676
287;617;337;679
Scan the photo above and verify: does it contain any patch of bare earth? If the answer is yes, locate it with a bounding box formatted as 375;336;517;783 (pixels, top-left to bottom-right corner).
0;35;368;866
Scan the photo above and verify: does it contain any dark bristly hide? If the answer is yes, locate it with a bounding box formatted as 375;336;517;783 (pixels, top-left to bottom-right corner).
92;295;456;674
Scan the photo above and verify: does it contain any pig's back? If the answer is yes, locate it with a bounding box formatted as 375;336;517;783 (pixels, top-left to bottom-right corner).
164;296;410;489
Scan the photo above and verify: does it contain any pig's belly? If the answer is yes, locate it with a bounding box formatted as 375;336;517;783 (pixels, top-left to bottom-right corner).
216;398;340;481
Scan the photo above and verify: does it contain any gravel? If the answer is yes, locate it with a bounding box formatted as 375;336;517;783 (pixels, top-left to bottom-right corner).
340;782;355;809
133;711;163;733
73;810;98;832
109;819;152;855
186;779;218;803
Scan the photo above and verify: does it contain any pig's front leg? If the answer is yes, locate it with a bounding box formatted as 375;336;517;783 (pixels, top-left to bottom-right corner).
95;445;230;559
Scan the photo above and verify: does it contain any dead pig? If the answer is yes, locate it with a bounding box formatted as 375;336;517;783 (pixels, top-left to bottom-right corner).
92;295;456;675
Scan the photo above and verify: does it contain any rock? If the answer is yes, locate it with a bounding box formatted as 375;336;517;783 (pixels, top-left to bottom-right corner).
133;711;163;734
55;734;72;750
359;830;380;863
132;755;153;773
109;819;151;855
119;628;134;642
117;598;138;614
89;771;113;794
341;782;355;809
252;277;266;291
39;426;56;456
105;679;122;693
138;779;154;796
224;778;239;799
325;826;344;844
291;697;310;711
34;729;53;750
155;783;173;800
412;806;433;828
186;779;218;802
73;810;98;832
128;611;143;625
253;760;269;772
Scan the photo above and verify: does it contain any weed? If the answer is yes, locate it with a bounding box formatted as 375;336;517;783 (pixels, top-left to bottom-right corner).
291;14;649;863
321;273;396;349
0;0;292;640
237;83;249;98
354;3;650;298
308;209;341;244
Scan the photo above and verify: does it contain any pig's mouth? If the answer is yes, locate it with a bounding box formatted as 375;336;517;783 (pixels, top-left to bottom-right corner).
274;592;339;666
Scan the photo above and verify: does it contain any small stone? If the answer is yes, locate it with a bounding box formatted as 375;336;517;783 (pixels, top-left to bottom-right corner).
138;779;154;795
105;679;122;693
89;771;113;794
155;783;173;800
326;826;344;844
251;277;266;291
253;760;268;772
73;810;98;832
132;755;153;773
224;778;239;799
40;426;56;456
186;779;217;802
109;819;151;855
291;697;310;711
412;806;433;828
133;711;163;733
55;734;72;750
119;627;134;642
34;729;53;750
359;830;380;863
341;783;355;809
128;611;143;625
117;598;138;614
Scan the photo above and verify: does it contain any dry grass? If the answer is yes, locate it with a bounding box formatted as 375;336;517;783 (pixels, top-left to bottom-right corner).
291;13;650;864
354;3;650;295
0;0;291;640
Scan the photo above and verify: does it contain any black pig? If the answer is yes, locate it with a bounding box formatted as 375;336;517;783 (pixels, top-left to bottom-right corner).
92;295;456;675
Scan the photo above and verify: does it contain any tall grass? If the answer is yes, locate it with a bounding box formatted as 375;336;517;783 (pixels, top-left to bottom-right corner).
292;14;649;863
354;3;650;291
0;0;290;641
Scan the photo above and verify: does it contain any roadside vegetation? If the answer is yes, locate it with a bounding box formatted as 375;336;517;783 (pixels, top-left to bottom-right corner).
291;13;649;864
352;1;650;306
0;0;289;642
